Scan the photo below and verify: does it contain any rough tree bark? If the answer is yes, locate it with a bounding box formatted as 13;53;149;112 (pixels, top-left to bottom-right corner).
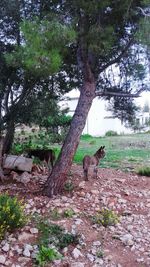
0;119;15;181
0;137;5;181
43;73;96;197
2;120;15;155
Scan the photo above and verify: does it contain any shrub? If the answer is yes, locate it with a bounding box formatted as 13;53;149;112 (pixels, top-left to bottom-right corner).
92;208;119;227
137;166;150;177
50;208;62;220
63;208;75;218
80;134;93;140
64;181;74;192
0;194;26;239
37;220;79;250
59;232;79;249
36;246;61;266
105;130;118;136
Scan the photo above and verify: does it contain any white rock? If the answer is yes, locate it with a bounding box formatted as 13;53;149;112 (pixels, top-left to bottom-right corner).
121;234;134;246
78;181;86;189
93;241;101;246
75;219;83;225
95;258;104;265
71;263;85;267
24;244;33;251
86;253;95;262
0;255;6;264
72;248;83;259
23;248;31;257
30;227;39;234
2;243;10;252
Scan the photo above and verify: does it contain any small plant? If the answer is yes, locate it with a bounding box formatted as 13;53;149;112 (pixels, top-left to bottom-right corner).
137;166;150;177
105;130;118;136
96;250;104;258
64;181;74;192
0;194;26;239
92;208;119;227
63;208;75;218
36;246;61;266
59;232;79;249
50;208;62;220
37;219;79;251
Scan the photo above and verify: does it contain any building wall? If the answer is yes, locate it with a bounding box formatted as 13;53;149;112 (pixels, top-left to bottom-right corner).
61;90;132;136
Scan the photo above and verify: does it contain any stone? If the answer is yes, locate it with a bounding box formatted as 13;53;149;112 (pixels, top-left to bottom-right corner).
2;242;10;252
72;248;83;259
0;255;6;264
29;228;39;234
121;234;134;246
71;263;85;267
4;155;33;172
23;248;31;257
95;258;104;265
86;253;95;262
18;232;34;242
93;241;101;246
78;181;86;189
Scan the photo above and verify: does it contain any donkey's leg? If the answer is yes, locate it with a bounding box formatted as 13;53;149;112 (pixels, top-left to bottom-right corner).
94;166;98;179
84;168;88;181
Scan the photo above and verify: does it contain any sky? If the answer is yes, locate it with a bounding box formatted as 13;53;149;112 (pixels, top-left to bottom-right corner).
135;91;150;108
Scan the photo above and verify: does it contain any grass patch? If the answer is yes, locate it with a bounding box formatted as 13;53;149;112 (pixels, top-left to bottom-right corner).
137;166;150;177
74;133;150;171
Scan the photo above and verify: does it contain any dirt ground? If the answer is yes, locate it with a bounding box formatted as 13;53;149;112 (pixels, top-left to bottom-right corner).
0;164;150;267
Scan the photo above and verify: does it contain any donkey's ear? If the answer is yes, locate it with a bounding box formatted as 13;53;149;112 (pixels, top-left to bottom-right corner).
102;146;105;149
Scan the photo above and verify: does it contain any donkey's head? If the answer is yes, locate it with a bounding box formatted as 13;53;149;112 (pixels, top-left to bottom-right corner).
95;146;105;159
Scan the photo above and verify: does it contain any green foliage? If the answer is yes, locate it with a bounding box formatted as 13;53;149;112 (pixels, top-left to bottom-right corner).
0;194;26;239
105;131;118;137
92;209;119;227
36;246;61;266
137;166;150;177
58;232;79;249
63;208;75;218
11;131;59;156
81;134;93;140
50;208;62;220
37;219;79;250
96;250;104;258
64;181;74;192
6;18;76;78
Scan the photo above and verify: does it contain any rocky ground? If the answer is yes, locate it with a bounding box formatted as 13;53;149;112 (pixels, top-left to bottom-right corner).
0;164;150;267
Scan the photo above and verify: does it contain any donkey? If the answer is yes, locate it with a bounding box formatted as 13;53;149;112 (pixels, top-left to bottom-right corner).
28;148;56;169
83;146;105;180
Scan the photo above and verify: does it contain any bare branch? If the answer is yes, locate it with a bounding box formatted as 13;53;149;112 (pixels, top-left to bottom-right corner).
95;91;141;98
137;7;150;17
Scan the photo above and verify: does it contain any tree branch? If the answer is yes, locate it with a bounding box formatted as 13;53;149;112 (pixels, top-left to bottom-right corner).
95;91;141;98
137;7;150;17
99;37;134;73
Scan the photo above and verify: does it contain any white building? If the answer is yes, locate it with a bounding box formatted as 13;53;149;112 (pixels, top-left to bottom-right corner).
61;90;132;136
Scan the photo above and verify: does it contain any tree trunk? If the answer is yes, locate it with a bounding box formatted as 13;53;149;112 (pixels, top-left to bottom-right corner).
2;120;15;155
43;79;96;197
0;137;5;181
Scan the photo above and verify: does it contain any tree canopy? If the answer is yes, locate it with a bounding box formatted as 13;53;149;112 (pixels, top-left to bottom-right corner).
0;0;150;196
